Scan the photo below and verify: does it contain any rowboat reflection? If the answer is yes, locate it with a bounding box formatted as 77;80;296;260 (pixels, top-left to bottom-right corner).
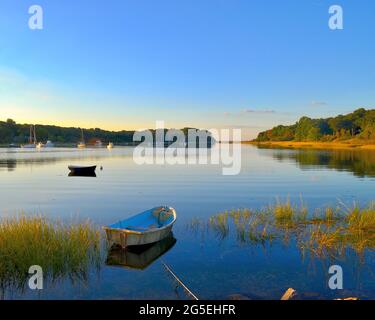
68;171;97;177
105;232;176;270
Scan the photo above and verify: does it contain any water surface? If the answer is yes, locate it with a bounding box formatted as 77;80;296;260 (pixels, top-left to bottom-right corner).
0;145;374;299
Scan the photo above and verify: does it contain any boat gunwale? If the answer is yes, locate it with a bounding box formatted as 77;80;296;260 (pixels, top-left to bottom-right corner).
68;165;97;170
103;207;177;235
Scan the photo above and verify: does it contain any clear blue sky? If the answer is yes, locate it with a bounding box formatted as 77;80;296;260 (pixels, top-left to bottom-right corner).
0;0;374;139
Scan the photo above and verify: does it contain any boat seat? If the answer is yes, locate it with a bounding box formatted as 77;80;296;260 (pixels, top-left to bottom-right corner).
126;224;158;231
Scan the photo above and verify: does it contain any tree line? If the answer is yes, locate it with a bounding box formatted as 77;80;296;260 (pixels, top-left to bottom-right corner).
255;108;375;142
0;120;212;146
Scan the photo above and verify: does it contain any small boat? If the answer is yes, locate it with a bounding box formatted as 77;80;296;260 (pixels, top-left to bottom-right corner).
106;233;176;270
107;142;114;149
94;140;103;148
104;206;177;248
21;125;37;148
44;140;55;148
68;165;97;175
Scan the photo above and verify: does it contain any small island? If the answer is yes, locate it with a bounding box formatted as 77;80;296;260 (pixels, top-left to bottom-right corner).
246;108;375;150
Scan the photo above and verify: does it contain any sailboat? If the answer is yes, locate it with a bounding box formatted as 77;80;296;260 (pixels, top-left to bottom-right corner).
77;129;86;148
21;125;37;148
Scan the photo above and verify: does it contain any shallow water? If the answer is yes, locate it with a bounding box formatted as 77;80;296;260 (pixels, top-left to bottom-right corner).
0;145;374;299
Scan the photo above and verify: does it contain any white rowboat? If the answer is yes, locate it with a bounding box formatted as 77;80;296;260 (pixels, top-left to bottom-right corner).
104;206;177;248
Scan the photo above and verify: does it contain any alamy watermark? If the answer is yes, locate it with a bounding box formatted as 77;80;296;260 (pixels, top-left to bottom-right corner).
27;4;344;31
28;5;43;30
329;5;344;30
28;265;43;290
328;265;343;290
132;121;242;176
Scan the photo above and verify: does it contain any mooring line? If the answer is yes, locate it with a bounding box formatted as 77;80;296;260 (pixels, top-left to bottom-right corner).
161;260;199;300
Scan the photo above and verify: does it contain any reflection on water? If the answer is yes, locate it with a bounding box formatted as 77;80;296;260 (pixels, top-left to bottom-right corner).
106;233;177;270
68;172;97;177
2;147;375;179
271;149;375;178
0;148;131;172
0;146;374;300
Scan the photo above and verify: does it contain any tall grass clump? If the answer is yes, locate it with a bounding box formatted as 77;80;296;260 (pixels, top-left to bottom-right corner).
345;203;375;233
0;215;101;291
272;198;308;227
209;212;229;240
194;200;375;259
274;199;294;221
207;208;276;244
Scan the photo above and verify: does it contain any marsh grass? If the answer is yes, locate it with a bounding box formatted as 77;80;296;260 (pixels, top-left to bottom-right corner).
205;209;277;244
0;215;101;291
190;200;375;258
346;204;375;232
209;212;229;240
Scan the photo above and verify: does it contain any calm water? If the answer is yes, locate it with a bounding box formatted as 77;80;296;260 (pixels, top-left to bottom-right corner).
0;145;374;299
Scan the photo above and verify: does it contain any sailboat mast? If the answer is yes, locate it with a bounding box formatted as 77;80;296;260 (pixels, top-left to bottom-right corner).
29;125;33;144
33;125;37;144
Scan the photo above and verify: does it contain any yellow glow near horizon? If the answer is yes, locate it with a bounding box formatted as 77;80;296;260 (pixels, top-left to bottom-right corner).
4;117;151;132
1;104;264;140
1;112;202;132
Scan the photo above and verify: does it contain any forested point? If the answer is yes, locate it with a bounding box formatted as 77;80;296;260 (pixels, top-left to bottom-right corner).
254;108;375;142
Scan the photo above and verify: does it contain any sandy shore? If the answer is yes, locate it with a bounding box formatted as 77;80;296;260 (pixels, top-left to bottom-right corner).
244;140;375;150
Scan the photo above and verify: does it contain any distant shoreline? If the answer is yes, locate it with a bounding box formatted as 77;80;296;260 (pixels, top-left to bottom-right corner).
244;140;375;150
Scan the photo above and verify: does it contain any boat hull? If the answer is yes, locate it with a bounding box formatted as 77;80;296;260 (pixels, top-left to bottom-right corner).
105;223;174;248
68;165;96;175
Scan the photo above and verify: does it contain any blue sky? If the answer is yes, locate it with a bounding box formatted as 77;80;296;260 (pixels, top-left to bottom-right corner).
0;0;374;139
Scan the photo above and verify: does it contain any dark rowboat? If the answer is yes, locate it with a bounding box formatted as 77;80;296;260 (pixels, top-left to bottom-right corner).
68;165;97;175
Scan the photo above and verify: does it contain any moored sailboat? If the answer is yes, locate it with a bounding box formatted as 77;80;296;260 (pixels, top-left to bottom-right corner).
21;125;37;148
